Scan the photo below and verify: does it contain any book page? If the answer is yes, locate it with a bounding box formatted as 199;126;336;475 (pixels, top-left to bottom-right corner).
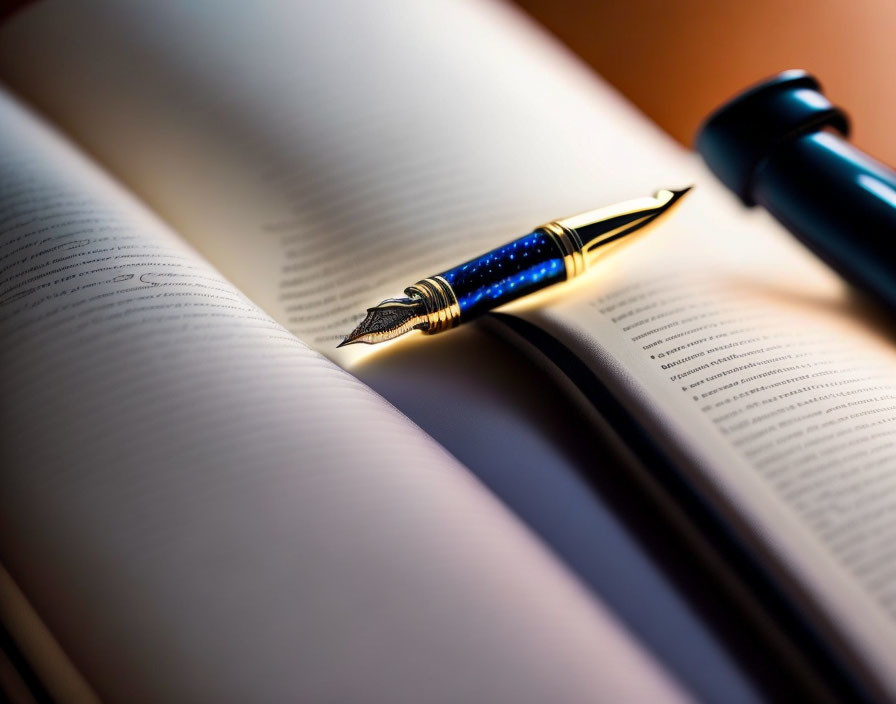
3;0;894;696
0;0;686;367
0;89;688;703
506;178;896;698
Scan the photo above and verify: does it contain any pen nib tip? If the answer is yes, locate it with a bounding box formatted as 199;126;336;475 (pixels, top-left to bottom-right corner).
338;296;429;348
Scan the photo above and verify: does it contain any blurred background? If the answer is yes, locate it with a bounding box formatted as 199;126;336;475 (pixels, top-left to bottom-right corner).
513;0;896;165
3;0;895;167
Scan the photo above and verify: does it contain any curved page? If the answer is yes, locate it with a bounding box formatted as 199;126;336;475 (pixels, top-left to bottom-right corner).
506;179;896;701
0;0;687;367
0;91;686;703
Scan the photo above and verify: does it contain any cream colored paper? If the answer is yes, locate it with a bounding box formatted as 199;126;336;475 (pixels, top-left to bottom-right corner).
0;90;688;703
0;0;685;368
5;0;896;697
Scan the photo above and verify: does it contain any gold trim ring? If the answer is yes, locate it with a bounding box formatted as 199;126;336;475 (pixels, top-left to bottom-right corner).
405;276;461;334
539;222;586;280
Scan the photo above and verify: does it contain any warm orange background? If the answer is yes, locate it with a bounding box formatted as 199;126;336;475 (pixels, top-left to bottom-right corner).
515;0;896;166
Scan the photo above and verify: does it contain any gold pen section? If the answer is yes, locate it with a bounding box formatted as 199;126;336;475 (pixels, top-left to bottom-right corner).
540;187;691;276
339;187;691;347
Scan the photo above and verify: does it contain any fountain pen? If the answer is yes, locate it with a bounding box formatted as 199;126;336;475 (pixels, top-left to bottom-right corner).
339;187;691;347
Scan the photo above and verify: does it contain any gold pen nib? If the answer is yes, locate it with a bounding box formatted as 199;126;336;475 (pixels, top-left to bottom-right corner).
338;296;429;347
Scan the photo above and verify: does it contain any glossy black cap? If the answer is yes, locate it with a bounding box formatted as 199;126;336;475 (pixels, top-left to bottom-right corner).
695;70;849;205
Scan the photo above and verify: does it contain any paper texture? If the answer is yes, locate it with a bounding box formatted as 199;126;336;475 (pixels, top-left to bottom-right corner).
0;89;687;703
512;180;896;695
6;0;896;697
0;0;686;367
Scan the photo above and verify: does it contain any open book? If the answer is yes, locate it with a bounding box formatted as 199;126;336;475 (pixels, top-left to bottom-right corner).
2;0;896;701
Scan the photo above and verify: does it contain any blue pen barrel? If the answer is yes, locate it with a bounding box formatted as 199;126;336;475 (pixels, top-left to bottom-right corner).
437;229;567;321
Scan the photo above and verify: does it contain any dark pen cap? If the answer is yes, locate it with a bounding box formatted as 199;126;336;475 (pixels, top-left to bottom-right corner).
695;70;896;323
695;70;849;206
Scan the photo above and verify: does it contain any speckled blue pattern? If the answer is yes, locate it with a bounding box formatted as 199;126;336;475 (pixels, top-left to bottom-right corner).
438;230;566;321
